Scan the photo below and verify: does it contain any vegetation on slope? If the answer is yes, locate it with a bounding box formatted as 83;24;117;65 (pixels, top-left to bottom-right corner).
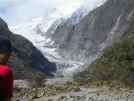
74;32;134;85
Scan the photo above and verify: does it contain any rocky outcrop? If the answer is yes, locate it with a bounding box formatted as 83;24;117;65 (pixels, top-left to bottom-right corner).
47;0;134;62
0;18;56;79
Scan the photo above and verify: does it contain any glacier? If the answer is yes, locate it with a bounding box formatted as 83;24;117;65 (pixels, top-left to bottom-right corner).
9;0;107;77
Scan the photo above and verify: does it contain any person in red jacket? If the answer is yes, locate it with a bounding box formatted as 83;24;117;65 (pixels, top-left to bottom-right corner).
0;36;13;101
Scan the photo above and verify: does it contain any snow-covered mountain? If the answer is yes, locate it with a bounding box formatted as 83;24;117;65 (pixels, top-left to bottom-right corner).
9;0;107;77
48;0;134;69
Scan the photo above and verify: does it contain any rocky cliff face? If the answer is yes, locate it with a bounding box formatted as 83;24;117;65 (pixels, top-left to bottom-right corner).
0;18;56;79
47;0;134;63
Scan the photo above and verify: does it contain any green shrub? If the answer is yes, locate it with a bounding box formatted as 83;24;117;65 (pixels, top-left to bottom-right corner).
75;32;134;84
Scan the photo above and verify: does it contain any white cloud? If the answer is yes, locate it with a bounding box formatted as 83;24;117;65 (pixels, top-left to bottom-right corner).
0;0;84;26
0;0;107;27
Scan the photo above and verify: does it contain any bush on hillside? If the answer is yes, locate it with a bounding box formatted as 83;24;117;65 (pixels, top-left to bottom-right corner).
74;32;134;84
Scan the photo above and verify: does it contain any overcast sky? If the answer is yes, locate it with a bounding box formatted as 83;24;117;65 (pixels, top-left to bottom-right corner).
0;0;83;25
0;0;106;26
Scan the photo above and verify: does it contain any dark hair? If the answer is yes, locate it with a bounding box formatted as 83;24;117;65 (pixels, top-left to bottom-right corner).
0;36;12;53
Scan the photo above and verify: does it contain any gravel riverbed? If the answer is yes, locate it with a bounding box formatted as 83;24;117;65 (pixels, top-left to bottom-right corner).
34;87;134;101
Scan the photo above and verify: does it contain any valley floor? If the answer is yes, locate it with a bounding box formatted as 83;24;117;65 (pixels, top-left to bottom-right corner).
34;87;134;101
13;79;134;101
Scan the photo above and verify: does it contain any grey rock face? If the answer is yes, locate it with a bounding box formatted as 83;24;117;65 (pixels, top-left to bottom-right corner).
9;34;56;78
47;0;134;62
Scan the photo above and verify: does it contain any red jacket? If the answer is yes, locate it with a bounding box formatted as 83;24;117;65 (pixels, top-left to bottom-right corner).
0;65;13;98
